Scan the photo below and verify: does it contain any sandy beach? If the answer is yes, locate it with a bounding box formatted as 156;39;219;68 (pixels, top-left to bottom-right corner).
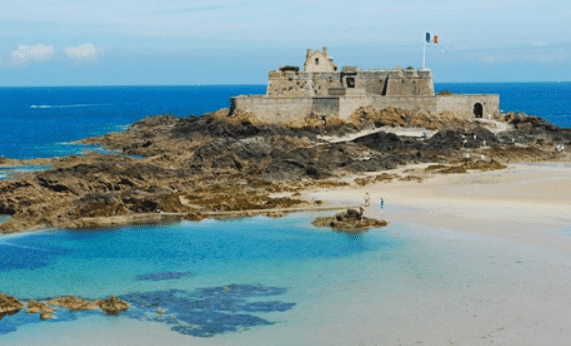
294;162;571;345
310;163;571;251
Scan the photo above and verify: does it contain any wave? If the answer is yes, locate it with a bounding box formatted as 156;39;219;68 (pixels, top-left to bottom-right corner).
30;103;113;109
0;228;49;240
0;241;47;251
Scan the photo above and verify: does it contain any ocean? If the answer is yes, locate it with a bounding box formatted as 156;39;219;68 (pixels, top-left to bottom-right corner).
1;83;571;345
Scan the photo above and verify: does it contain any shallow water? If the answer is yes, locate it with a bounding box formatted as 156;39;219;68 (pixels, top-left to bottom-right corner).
3;212;571;345
0;213;400;339
0;165;53;181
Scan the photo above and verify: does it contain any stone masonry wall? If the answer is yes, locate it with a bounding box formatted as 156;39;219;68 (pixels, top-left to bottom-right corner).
232;96;313;123
310;73;344;96
233;93;500;124
436;95;500;120
266;72;313;98
384;70;434;96
337;96;438;119
267;69;435;99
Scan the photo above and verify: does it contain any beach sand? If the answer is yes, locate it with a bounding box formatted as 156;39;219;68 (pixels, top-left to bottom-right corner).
297;162;571;345
4;163;571;345
310;163;571;252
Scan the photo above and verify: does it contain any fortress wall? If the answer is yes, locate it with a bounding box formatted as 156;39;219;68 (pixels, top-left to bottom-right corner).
232;96;313;124
266;72;313;98
267;72;344;98
267;69;435;98
385;75;434;96
436;95;500;120
338;96;439;119
309;73;343;96
232;94;501;124
351;71;388;95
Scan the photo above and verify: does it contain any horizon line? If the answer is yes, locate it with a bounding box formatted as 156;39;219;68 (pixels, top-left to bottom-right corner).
0;81;570;88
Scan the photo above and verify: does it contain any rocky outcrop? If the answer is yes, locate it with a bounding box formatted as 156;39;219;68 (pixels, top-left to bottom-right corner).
0;292;25;318
26;300;55;314
0;294;130;322
96;296;129;314
26;300;56;319
0;109;569;234
312;209;388;231
47;296;100;310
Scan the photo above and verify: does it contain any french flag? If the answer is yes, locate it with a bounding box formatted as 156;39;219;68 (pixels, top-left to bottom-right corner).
426;32;439;44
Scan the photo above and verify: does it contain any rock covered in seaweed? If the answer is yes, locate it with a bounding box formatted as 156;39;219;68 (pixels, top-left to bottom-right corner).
0;292;25;318
96;295;129;314
26;300;56;320
312;209;388;231
47;296;100;310
26;300;55;314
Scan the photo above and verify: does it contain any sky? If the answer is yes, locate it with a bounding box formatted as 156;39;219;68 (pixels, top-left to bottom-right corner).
0;0;570;86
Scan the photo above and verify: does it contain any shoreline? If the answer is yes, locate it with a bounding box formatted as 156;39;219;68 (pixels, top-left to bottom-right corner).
2;160;571;237
307;162;571;253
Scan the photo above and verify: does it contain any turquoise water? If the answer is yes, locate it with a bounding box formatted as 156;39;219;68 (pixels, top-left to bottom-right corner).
3;216;566;345
0;213;401;337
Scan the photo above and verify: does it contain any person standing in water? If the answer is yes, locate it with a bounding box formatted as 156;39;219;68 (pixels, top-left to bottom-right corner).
380;198;384;209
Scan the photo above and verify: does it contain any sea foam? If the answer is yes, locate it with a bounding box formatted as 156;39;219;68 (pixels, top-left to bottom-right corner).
30;103;112;109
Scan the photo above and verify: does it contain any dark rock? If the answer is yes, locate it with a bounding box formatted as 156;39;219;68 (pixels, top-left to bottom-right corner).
312;210;388;231
352;131;402;151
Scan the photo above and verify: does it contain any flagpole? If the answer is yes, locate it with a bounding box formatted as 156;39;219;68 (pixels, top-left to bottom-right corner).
422;41;426;69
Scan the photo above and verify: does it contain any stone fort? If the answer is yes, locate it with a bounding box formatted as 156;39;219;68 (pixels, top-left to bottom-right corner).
230;47;500;123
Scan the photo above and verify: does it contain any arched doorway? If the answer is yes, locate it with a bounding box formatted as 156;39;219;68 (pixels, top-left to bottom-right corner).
473;103;483;118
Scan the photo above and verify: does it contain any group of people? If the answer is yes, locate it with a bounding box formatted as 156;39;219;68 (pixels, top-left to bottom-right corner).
363;192;384;210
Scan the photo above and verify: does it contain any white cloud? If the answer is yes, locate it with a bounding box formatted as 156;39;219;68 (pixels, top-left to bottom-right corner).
64;43;98;60
11;44;54;62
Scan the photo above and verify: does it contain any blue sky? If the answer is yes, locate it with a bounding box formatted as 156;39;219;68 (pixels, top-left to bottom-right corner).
1;0;570;86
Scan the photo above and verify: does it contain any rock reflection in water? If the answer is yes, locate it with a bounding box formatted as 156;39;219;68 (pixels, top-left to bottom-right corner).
121;284;295;337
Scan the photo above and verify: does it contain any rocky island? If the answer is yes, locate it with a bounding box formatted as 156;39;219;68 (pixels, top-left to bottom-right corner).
0;105;569;234
0;292;129;321
312;208;388;231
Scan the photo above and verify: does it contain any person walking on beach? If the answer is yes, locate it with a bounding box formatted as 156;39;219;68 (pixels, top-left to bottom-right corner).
364;192;371;208
380;198;384;209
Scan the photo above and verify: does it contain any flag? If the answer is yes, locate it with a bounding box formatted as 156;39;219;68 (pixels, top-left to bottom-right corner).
426;32;430;43
433;35;439;44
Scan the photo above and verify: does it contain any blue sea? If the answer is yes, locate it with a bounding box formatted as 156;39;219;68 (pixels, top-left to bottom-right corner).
1;83;571;345
0;85;265;160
